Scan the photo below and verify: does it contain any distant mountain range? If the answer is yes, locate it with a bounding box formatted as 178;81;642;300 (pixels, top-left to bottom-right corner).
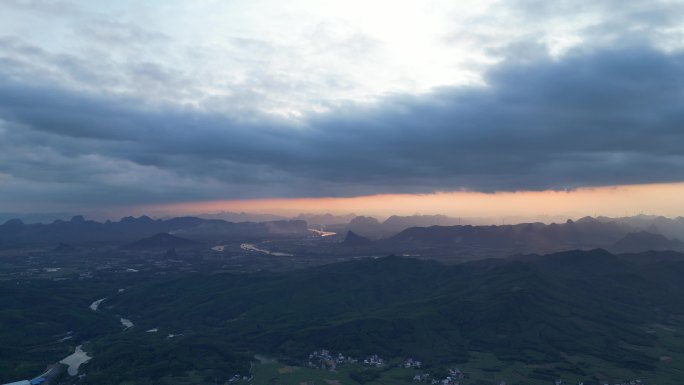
195;211;288;222
0;215;308;247
595;214;684;240
347;214;468;239
294;213;359;226
0;212;80;225
195;211;358;226
340;216;684;256
4;213;684;256
388;217;629;248
343;214;684;242
610;231;684;253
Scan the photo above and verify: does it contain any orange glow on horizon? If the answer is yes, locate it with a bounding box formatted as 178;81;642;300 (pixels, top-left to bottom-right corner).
145;182;684;222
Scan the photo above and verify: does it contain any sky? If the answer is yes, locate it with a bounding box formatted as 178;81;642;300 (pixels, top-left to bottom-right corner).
1;0;684;220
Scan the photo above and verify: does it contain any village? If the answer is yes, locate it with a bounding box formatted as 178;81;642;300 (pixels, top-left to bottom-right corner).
300;349;648;385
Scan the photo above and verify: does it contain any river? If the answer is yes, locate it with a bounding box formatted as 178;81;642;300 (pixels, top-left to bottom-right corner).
59;345;92;376
89;298;106;311
308;228;337;237
120;317;134;329
240;243;293;256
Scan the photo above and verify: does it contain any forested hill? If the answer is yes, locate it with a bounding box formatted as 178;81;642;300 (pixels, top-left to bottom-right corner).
105;250;684;369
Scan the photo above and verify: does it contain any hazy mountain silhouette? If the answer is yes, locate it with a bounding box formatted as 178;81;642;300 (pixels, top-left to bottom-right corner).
197;211;287;222
340;230;374;247
384;217;634;254
596;214;684;240
610;231;684;253
0;216;308;246
122;232;200;250
172;220;308;242
295;213;358;226
347;214;465;238
347;216;383;238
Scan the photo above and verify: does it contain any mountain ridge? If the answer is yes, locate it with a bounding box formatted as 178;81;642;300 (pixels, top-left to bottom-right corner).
0;215;308;246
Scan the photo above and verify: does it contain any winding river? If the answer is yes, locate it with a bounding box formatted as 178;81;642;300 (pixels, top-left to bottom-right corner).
308;228;337;237
89;298;106;311
59;345;92;376
240;243;293;257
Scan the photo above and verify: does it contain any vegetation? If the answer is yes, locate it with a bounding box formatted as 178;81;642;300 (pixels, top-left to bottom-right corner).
105;251;678;363
0;278;120;380
4;249;684;384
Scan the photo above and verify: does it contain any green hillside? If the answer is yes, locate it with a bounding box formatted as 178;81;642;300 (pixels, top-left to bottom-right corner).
5;250;684;384
88;250;684;383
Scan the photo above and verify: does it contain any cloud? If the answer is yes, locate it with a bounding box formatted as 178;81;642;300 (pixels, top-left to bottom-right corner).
2;1;683;115
0;44;683;209
447;0;684;62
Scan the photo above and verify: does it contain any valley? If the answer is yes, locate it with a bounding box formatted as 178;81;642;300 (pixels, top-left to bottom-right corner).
3;222;684;385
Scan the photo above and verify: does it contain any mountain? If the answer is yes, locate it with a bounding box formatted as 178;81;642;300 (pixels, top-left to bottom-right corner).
197;212;357;227
171;219;308;241
344;214;684;243
381;214;464;235
610;231;684;253
97;249;684;383
196;211;288;222
122;232;200;250
340;231;374;247
347;216;383;238
8;249;684;384
0;216;309;247
348;215;487;239
294;213;358;226
347;215;461;239
0;212;78;224
384;217;633;255
596;214;684;240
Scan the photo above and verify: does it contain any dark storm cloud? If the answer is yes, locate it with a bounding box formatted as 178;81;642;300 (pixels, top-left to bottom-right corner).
1;45;684;205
